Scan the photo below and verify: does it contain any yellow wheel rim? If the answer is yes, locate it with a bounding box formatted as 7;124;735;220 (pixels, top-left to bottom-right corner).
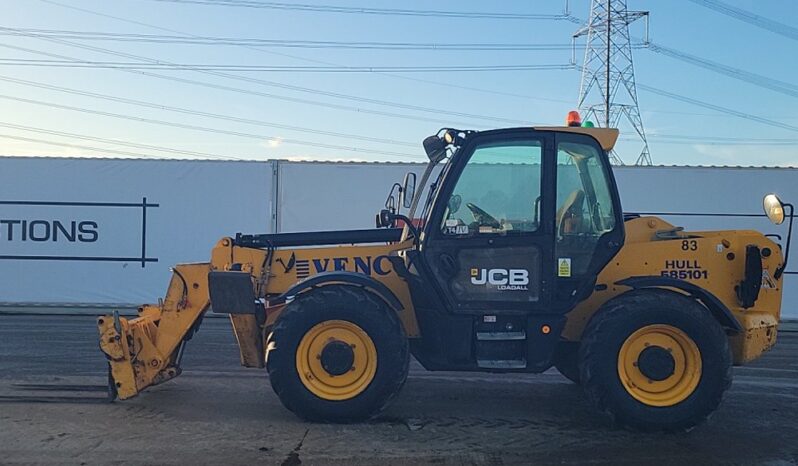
296;320;378;401
617;324;702;407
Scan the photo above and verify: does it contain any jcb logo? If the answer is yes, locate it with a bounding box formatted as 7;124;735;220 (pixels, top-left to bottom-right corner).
470;268;529;291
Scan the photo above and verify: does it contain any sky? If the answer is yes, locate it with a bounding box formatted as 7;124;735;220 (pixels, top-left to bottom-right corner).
1;0;797;166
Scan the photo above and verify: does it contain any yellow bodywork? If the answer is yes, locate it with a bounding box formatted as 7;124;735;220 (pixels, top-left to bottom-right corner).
562;217;782;365
99;216;783;399
99;237;416;400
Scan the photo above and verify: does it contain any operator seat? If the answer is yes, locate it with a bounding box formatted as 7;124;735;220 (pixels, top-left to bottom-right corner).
556;189;585;235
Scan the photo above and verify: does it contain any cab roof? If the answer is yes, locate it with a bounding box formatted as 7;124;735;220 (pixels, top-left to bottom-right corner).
534;126;620;151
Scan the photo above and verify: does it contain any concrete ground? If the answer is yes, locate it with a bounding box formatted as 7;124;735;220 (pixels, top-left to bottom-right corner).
1;315;796;465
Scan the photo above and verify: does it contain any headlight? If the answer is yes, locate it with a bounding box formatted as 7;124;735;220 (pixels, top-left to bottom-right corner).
763;193;785;225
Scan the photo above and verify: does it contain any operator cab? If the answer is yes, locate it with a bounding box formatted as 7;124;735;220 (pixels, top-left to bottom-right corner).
418;124;623;313
378;115;625;370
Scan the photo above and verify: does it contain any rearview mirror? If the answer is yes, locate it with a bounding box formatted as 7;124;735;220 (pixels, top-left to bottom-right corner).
385;183;400;211
764;194;785;225
448;194;462;214
402;172;416;208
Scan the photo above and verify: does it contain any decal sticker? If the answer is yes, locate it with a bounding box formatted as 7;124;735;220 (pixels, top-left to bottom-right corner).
716;244;723;253
444;225;470;235
762;269;776;289
445;219;459;227
470;267;529;290
296;254;392;280
660;259;708;279
558;258;572;277
483;315;497;323
681;240;698;251
276;252;296;274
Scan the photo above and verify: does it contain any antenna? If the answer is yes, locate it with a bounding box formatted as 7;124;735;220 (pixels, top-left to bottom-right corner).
574;0;651;165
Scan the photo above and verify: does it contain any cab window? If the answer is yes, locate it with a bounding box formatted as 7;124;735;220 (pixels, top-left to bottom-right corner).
441;140;542;236
555;141;616;275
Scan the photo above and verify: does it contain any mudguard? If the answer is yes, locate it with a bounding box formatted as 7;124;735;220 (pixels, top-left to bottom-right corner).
270;271;404;312
616;276;742;333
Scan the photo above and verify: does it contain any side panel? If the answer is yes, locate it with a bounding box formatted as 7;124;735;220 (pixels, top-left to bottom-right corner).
214;241;420;336
562;217;783;364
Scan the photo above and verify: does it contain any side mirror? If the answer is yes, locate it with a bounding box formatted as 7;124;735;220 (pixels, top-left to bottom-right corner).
764;194;785;225
402;172;416;208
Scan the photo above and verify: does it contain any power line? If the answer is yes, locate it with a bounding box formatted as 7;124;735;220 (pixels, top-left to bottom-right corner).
0;122;243;159
0;42;512;129
637;84;798;133
0;28;577;50
149;0;576;21
0;133;228;159
0;94;425;159
652;134;798;143
34;0;734;126
686;0;798;41
646;42;798;99
1;29;539;126
39;0;586;108
0;58;577;73
4;73;790;153
30;0;797;151
0;75;415;147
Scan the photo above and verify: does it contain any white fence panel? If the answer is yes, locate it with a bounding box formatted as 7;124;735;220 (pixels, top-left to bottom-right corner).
0;157;272;306
276;161;423;233
1;157;794;318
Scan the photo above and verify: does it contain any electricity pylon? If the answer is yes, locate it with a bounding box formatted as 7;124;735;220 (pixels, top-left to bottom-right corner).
574;0;651;165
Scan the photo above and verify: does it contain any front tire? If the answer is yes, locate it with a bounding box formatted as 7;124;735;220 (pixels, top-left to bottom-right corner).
266;285;409;422
580;289;732;432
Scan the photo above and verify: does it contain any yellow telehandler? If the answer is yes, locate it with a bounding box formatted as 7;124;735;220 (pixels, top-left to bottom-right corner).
98;116;791;431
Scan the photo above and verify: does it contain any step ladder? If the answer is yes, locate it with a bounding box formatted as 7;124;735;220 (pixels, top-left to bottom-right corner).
475;315;527;369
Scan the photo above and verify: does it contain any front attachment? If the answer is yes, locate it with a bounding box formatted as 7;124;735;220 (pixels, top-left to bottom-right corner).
98;263;211;400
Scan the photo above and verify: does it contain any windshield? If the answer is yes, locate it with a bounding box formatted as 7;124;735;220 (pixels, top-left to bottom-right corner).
438;140;543;236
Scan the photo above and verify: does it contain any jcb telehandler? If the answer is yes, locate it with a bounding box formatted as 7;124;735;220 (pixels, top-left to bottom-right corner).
98;116;791;431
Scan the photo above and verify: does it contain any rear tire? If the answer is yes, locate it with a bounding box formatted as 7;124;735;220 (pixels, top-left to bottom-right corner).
580;289;732;432
266;285;409;422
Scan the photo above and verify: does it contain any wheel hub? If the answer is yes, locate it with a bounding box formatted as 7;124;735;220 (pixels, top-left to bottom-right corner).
636;345;675;381
617;324;702;407
295;320;378;401
320;340;355;376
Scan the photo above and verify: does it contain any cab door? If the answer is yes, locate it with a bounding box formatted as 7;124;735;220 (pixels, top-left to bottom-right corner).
551;131;625;310
420;130;557;314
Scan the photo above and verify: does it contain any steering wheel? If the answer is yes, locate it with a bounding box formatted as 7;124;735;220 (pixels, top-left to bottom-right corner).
466;202;501;229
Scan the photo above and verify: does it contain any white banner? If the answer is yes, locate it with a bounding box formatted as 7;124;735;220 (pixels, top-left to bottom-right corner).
277;161;424;233
0;157;272;305
1;158;795;318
